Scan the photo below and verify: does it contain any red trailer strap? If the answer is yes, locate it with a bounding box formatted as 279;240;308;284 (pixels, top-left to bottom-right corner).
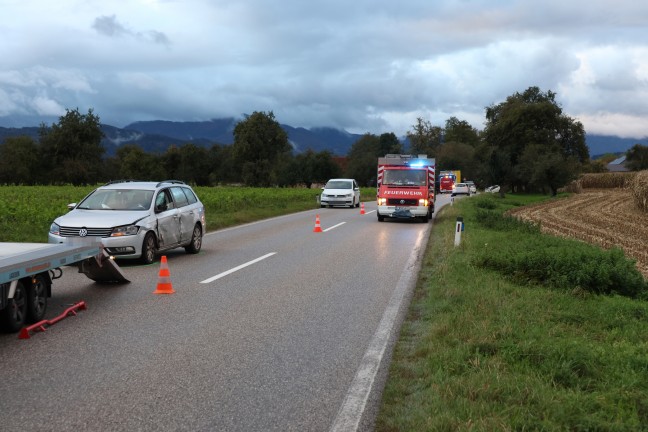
18;301;87;339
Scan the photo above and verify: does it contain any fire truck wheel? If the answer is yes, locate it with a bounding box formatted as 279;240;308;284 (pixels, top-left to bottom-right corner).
27;275;49;322
377;214;385;222
1;280;28;332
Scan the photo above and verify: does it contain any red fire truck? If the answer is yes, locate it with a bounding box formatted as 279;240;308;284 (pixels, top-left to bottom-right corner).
376;154;436;222
438;170;461;194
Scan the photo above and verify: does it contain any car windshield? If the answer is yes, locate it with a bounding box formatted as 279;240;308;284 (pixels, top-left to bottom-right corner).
77;189;154;211
325;181;352;189
383;169;426;186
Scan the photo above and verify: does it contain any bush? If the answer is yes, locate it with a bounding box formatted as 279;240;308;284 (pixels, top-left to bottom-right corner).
474;234;647;298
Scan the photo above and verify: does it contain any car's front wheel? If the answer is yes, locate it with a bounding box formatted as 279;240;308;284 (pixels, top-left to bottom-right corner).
185;224;203;254
140;232;157;264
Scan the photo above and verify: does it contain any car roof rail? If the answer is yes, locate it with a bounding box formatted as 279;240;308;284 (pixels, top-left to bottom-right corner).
104;179;142;185
156;180;186;187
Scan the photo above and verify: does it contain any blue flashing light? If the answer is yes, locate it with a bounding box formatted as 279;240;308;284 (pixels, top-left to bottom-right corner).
409;161;425;167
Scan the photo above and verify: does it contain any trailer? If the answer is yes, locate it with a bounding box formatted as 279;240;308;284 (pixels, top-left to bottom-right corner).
0;239;129;333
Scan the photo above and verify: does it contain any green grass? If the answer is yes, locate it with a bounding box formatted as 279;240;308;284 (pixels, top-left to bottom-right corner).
375;193;648;431
0;185;376;242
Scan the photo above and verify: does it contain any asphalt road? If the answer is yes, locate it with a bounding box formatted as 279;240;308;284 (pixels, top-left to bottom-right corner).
0;196;451;431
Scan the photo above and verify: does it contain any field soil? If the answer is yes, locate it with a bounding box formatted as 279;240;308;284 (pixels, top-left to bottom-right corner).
508;189;648;278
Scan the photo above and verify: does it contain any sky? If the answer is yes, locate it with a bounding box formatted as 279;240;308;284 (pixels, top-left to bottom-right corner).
1;0;648;139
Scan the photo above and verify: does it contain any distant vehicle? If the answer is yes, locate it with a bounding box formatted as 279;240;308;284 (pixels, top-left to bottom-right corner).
376;154;436;222
485;185;501;193
438;170;461;194
451;183;470;196
320;178;361;208
464;181;477;194
48;180;206;264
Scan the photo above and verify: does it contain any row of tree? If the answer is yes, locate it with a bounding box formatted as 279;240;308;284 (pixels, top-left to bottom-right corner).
1;87;647;194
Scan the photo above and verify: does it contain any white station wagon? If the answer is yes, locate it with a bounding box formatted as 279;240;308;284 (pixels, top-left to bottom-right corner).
49;180;206;264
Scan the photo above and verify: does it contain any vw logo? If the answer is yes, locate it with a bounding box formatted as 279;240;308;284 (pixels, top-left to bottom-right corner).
79;228;88;237
400;199;405;204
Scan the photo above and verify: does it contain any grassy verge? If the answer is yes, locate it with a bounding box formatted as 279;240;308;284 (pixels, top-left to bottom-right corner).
0;185;376;242
376;194;648;431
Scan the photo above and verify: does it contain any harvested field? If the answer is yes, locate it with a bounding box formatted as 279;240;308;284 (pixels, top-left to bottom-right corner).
507;189;648;278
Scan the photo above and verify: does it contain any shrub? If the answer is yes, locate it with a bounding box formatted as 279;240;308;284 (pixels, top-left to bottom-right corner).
474;234;647;298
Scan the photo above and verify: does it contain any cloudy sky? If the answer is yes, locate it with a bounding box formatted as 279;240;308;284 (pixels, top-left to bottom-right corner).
1;0;648;138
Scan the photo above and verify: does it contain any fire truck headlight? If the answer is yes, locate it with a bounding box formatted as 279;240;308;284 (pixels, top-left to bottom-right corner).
377;198;386;206
419;199;429;206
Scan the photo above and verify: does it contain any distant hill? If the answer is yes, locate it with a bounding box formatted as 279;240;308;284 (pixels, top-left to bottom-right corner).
1;120;644;157
587;134;648;158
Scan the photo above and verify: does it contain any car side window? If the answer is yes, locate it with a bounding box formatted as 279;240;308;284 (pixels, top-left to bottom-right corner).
170;187;189;208
155;190;173;211
183;188;198;204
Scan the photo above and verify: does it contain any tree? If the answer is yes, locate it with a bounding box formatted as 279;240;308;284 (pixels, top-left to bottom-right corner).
113;144;164;181
482;86;588;195
406;117;442;156
0;136;41;184
625;144;648;171
232;111;291;186
444;117;481;147
39;108;105;185
345;132;403;186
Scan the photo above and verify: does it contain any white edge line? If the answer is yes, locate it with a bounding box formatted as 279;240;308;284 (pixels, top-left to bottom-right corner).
323;222;346;232
200;252;277;284
329;227;428;432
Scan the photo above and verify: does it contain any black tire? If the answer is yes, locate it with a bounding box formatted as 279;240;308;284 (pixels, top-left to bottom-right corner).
140;232;157;264
377;213;384;222
1;281;28;332
185;224;203;254
27;275;49;322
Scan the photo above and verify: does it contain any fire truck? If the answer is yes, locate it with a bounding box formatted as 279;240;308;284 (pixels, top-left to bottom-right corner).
438;170;461;194
376;154;436;222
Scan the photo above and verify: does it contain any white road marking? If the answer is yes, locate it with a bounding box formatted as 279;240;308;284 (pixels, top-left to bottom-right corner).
329;228;427;432
323;222;346;232
362;210;376;215
200;252;277;283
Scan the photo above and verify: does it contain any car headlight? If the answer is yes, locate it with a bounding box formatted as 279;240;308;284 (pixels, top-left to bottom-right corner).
111;224;140;237
49;222;60;235
345;193;352;198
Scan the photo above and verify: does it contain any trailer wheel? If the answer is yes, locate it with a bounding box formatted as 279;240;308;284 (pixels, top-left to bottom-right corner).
1;281;28;333
140;232;157;264
27;275;49;322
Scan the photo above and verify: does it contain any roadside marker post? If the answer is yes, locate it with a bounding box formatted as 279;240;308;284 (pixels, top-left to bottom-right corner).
454;216;464;247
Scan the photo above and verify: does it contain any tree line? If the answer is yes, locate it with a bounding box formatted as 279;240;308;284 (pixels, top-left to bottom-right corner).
1;87;647;193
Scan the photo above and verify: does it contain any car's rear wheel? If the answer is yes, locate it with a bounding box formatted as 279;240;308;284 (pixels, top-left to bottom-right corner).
185;224;202;254
1;281;28;332
140;232;157;264
27;275;49;322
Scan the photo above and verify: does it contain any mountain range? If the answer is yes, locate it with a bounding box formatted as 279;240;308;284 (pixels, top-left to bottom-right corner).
0;118;645;158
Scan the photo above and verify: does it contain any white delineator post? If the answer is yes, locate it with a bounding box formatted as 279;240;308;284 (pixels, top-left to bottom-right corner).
454;216;464;247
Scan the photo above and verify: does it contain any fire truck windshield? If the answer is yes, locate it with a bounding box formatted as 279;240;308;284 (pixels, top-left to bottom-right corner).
383;169;427;186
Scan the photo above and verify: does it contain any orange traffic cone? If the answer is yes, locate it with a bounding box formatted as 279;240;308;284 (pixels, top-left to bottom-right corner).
360;202;365;215
313;214;323;233
153;256;175;294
